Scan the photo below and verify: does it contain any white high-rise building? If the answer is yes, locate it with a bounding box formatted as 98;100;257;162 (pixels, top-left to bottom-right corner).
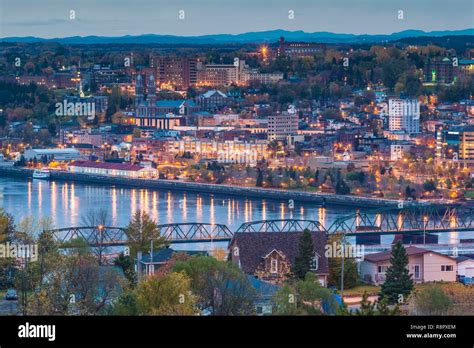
388;98;420;134
268;112;299;141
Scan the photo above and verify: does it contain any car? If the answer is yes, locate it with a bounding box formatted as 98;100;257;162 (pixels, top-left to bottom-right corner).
5;289;18;301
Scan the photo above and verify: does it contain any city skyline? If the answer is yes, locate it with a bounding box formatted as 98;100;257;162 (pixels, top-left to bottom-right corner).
1;0;473;38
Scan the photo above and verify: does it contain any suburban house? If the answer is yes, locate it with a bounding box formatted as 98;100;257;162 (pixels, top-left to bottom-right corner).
360;246;457;285
68;160;159;178
456;255;474;278
248;276;280;315
138;247;208;275
228;232;329;286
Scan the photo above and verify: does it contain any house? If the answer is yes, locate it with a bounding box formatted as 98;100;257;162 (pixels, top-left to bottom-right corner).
248;276;280;315
138;247;208;275
456;254;474;278
360;246;457;285
228;232;329;286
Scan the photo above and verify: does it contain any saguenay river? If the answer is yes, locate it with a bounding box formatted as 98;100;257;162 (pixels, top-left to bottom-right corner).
0;176;467;248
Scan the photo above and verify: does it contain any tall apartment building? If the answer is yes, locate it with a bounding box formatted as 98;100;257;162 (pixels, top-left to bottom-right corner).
155;57;197;90
267;112;299;141
388;98;420;134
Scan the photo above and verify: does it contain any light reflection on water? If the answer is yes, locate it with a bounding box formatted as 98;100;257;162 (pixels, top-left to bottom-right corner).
0;177;472;248
0;177;349;231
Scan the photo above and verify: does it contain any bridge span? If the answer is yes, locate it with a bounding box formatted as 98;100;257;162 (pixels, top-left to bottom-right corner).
47;205;474;248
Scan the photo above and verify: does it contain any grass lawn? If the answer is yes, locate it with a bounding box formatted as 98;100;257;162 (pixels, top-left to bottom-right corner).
464;190;474;199
338;284;381;296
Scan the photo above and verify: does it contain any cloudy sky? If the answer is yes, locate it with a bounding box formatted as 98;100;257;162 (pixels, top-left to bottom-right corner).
1;0;473;38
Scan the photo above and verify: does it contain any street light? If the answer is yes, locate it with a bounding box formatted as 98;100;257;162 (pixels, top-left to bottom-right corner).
423;216;428;244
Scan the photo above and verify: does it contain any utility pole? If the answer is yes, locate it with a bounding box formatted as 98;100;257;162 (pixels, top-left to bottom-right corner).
149;239;154;276
423;216;428;245
137;212;143;281
22;246;30;316
340;237;345;300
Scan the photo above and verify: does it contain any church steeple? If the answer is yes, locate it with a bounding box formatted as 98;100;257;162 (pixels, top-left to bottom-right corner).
147;73;157;105
135;74;144;106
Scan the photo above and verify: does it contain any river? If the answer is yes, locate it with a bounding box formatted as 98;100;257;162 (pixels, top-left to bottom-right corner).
0;176;470;250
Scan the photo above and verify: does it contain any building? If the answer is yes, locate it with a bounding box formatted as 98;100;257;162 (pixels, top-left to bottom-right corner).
390;141;413;161
197;62;241;86
197;59;282;86
138;247;208;276
240;70;284;85
155;56;197;90
228;232;329;286
60;128;106;147
68;160;158;178
456;255;474;278
435;125;474;168
24;148;82;161
277;37;325;58
458;59;474;80
167;139;268;166
267;112;299;141
196;90;230;111
388;98;420;134
360;246;457;285
424;57;455;83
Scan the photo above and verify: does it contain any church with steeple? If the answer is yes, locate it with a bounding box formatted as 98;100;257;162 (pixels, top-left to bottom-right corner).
134;72;193;129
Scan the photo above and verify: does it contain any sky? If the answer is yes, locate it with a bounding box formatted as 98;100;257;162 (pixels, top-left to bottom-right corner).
0;0;473;38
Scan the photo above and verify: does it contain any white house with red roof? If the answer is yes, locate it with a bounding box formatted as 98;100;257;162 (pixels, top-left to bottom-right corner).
68;160;158;178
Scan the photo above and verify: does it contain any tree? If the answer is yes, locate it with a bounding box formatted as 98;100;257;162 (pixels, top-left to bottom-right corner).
356;291;376;315
405;185;416;199
114;252;137;287
255;168;264;187
423;180;436;192
0;208;14;243
173;256;256;315
415;285;452;315
81;209;111;265
327;233;358;289
273;273;337;315
292;229;314;279
328;257;359;290
27;252;126;315
135;272;197;315
379;242;414;305
124;211;169;262
335;179;350;195
112;289;139;315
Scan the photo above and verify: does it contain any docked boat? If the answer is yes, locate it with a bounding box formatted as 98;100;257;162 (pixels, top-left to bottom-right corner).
32;169;51;179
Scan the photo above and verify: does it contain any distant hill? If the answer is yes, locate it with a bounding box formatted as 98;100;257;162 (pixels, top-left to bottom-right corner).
395;35;474;51
1;29;473;45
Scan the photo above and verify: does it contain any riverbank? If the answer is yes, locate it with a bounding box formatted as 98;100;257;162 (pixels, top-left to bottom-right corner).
0;166;418;208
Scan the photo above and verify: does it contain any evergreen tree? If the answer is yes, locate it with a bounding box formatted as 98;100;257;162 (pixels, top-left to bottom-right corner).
335;179;350;195
356;291;376;315
379;242;414;304
255;169;263;187
292;229;315;279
